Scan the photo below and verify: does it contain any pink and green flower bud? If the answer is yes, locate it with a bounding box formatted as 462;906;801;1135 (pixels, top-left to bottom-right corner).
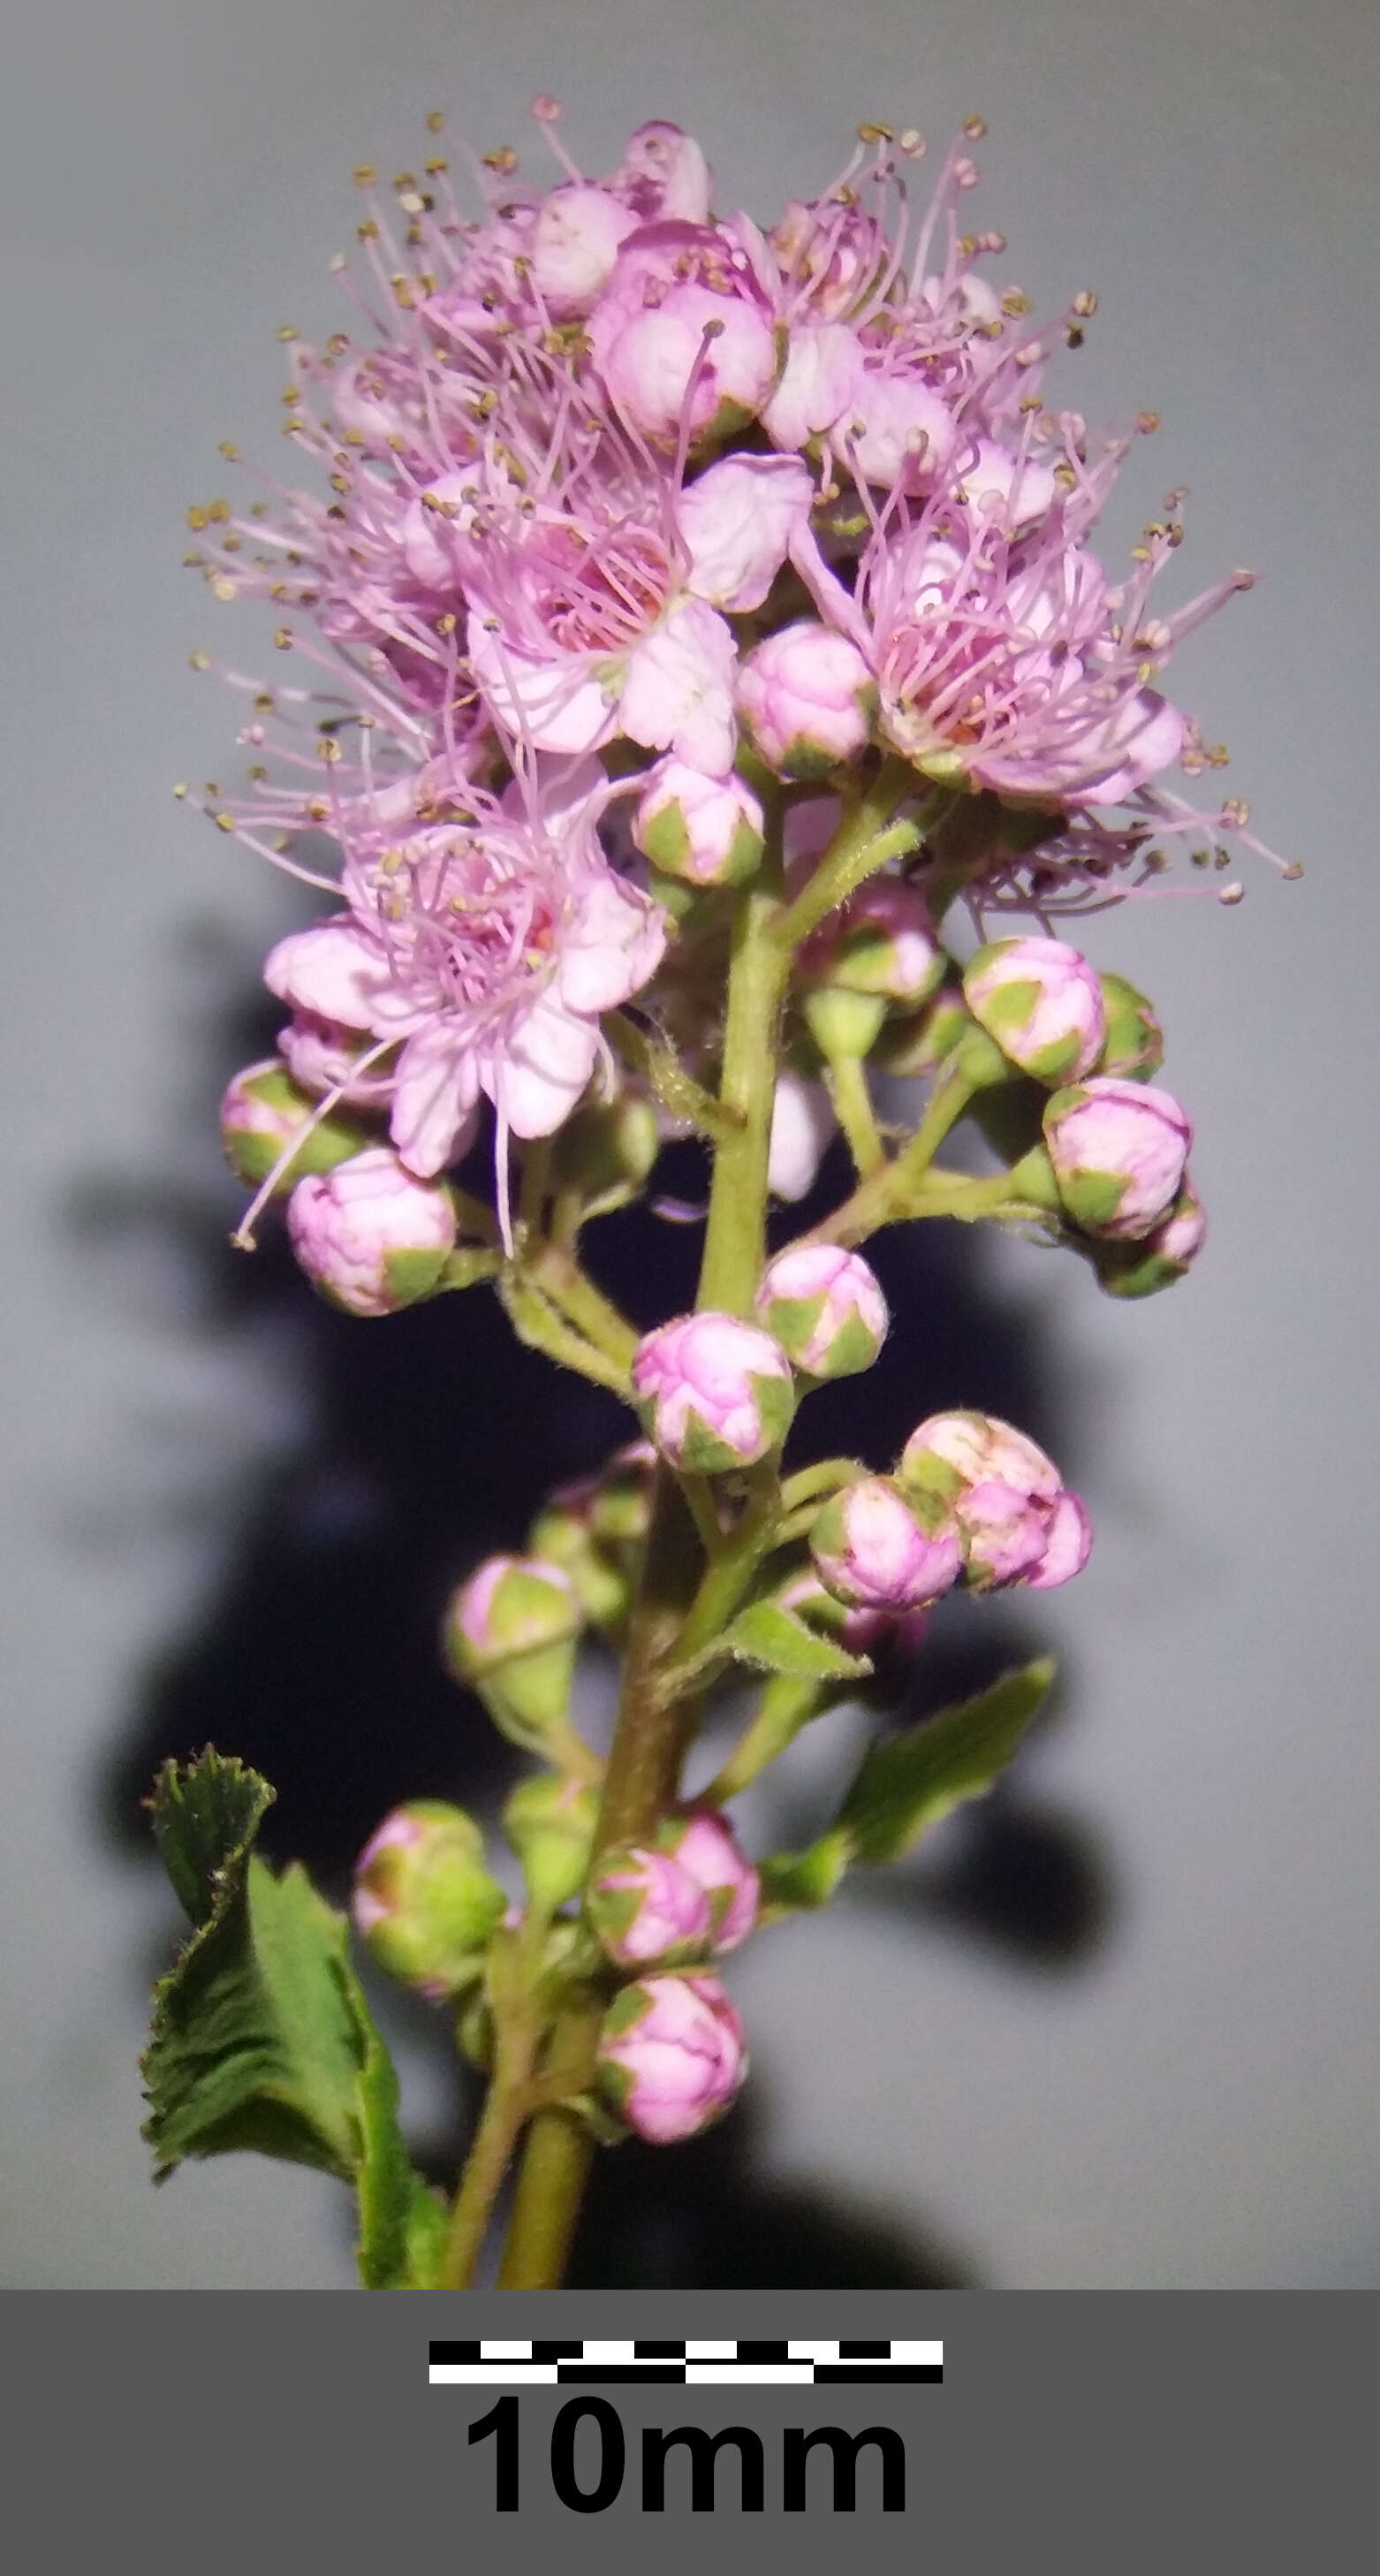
1096;971;1165;1082
810;1475;963;1613
443;1554;582;1738
286;1149;456;1317
503;1773;601;1913
874;982;970;1076
755;1242;889;1379
633;759;764;889
1094;1179;1206;1298
899;1409;1062;1509
525;1501;631;1631
657;1808;760;1952
219;1060;369;1192
963;937;1106;1084
595;1972;748;2144
632;1312;794;1472
587;1440;657;1548
800;876;944;1004
352;1801;505;1998
737;621;876;779
1043;1077;1193;1240
589;1845;715;1967
898;1411;1091;1594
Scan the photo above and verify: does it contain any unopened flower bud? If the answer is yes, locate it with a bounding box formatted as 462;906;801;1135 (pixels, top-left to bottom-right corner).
633;759;764;888
352;1801;505;1997
595;1972;747;2143
286;1149;456;1317
799;878;945;1060
632;1312;794;1472
657;1808;760;1951
503;1773;601;1912
874;982;970;1075
755;1242;888;1379
963;937;1105;1084
781;1569;931;1658
1043;1077;1192;1240
1093;1179;1206;1298
737;620;876;779
444;1554;582;1739
810;1475;962;1612
529;183;638;316
589;1845;715;1966
220;1060;368;1191
768;1070;838;1201
550;1091;660;1212
1096;970;1164;1082
899;1410;1090;1593
525;1501;631;1630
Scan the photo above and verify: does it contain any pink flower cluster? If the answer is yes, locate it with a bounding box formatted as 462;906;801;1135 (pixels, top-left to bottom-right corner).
191;98;1274;1261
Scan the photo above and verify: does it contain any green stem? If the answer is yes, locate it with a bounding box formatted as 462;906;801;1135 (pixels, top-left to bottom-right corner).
527;1245;640;1369
703;1673;835;1802
826;1052;885;1176
499;1273;634;1397
697;877;790;1316
495;1999;603;2289
772;757;920;951
792;1062;978;1250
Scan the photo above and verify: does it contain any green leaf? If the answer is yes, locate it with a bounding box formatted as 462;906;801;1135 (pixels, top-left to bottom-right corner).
758;1829;853;1912
148;1745;274;1924
140;1747;428;2288
838;1658;1054;1863
717;1600;873;1683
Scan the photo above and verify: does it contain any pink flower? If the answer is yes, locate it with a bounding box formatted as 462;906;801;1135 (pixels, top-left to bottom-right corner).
1043;1076;1192;1239
963;936;1106;1083
596;1972;747;2143
586;218;782;448
287;1148;456;1316
810;1476;963;1613
607;122;713;226
737;620;876;777
659;1809;760;1951
589;1847;716;1968
463;455;820;779
529;185;640;317
862;505;1189;806
633;758;764;888
632;1311;795;1472
755;1242;889;1378
263;777;666;1182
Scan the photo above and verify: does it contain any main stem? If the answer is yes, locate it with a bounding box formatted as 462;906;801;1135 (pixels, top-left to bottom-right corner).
473;787;916;2287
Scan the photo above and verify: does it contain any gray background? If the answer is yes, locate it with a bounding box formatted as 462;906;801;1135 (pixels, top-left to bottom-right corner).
4;0;1377;2287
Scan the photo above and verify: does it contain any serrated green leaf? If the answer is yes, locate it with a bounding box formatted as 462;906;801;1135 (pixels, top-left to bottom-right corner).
719;1600;873;1682
148;1745;275;1924
141;1748;431;2287
838;1658;1054;1864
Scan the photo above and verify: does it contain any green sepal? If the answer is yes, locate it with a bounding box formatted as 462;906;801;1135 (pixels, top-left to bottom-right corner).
383;1243;452;1305
1096;970;1164;1081
140;1747;431;2289
838;1658;1054;1862
223;1068;370;1190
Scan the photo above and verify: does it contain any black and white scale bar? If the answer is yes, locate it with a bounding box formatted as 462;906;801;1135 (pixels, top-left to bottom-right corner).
428;2337;943;2387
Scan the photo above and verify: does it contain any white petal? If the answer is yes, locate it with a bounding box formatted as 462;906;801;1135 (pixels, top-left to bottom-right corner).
390;1024;481;1176
262;921;390;1029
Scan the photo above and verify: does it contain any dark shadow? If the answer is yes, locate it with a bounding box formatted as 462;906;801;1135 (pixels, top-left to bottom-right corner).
78;934;1117;2283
